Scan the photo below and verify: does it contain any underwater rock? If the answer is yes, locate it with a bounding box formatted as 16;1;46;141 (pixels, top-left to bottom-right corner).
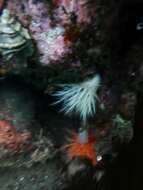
33;24;72;65
30;129;56;164
5;0;98;67
0;9;33;60
53;0;96;25
6;0;72;65
0;120;31;154
0;78;37;131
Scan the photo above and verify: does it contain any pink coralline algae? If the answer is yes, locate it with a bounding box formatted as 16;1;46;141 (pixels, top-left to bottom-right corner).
33;25;72;64
27;0;73;65
6;0;72;65
5;0;96;65
53;0;96;24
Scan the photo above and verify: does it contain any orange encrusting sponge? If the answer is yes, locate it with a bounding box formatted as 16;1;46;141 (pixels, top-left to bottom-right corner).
64;131;97;166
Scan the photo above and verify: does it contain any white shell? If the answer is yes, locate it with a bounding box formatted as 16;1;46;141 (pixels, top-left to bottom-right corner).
0;9;33;60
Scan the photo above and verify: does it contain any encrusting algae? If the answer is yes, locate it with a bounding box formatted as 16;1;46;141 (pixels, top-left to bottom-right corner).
0;120;31;153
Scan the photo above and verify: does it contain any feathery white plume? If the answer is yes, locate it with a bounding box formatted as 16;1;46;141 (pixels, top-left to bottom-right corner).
53;74;101;123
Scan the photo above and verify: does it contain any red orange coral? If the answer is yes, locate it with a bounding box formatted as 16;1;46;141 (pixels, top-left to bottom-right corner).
0;120;31;153
64;131;97;166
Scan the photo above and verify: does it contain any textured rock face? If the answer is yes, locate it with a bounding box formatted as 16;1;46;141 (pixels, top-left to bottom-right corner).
0;79;37;131
5;0;97;66
2;0;137;147
0;1;142;189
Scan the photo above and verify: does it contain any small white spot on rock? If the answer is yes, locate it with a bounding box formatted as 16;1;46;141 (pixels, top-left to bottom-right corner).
97;155;102;162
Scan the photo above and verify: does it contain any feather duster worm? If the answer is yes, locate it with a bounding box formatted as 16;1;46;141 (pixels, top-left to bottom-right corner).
53;74;101;124
53;75;101;164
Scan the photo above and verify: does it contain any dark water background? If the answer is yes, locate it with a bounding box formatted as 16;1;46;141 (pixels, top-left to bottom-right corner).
106;92;143;190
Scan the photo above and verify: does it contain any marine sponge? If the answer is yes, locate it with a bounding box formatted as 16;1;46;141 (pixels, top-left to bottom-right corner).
53;74;101;124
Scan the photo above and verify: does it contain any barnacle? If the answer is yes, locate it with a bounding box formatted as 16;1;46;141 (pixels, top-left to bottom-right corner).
0;9;33;60
64;130;97;166
53;74;101;123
